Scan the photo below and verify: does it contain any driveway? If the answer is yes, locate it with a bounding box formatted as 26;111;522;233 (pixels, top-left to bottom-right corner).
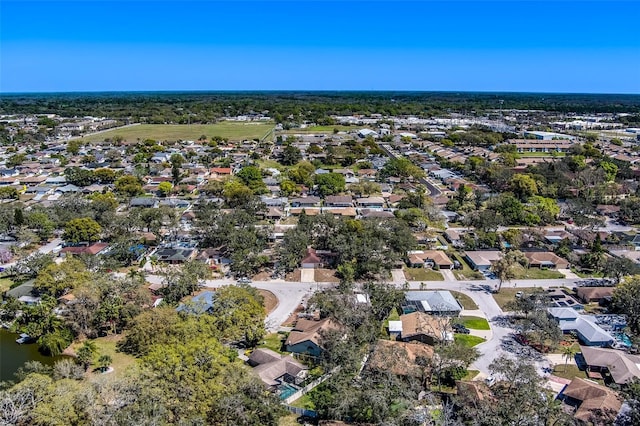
300;268;315;283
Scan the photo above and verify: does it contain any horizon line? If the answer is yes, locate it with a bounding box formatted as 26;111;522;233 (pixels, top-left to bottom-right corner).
2;89;640;96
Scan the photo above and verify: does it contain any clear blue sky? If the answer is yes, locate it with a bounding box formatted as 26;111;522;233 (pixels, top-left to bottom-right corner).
1;1;639;93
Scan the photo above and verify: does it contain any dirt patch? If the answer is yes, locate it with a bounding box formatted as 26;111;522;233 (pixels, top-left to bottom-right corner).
253;271;271;281
314;268;340;283
286;269;301;282
283;304;305;327
259;289;278;314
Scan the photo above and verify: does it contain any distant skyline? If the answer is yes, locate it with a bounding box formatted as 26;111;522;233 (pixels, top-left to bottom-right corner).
1;1;639;94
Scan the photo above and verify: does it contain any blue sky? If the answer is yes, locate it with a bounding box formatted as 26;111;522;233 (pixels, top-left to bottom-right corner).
1;1;639;93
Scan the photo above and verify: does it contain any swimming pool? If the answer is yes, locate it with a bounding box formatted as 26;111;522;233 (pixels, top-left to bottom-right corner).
279;383;299;400
615;333;632;348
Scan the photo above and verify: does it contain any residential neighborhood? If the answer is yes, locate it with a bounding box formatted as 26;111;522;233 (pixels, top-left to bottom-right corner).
2;92;640;425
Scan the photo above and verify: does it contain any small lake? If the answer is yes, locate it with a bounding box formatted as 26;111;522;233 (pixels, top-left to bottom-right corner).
0;329;67;383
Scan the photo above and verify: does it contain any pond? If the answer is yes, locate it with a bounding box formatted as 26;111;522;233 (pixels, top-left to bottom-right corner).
0;329;67;383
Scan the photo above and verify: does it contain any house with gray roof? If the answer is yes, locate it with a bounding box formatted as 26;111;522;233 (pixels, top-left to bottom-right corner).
402;291;462;316
548;308;614;347
248;348;308;391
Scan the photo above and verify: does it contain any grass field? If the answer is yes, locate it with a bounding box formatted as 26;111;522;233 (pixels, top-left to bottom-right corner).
0;278;13;293
513;265;564;280
258;332;287;354
81;122;274;143
492;287;543;310
404;267;444;281
454;334;486;348
69;335;136;379
289;393;315;410
457;316;490;330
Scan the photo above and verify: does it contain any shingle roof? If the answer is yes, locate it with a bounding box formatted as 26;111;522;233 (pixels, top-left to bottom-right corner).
581;346;640;385
562;377;622;422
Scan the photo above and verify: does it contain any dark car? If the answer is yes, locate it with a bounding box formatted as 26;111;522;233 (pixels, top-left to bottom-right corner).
452;323;470;334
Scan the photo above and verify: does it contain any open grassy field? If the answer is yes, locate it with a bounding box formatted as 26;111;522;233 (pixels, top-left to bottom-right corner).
454;334;486;348
492;287;543;310
457;316;490;330
68;335;137;380
404;267;444;281
81;122;274;143
513;265;564;280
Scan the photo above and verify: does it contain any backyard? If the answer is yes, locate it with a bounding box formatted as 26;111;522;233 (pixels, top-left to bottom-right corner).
81;122;274;143
258;332;287;354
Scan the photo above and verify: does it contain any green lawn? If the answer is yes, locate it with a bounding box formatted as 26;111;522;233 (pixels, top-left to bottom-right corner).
256;159;286;171
451;253;485;281
513;265;564;280
0;278;14;293
404;267;444;281
551;364;603;385
454;334;486;348
449;290;479;310
69;336;136;379
464;369;480;381
289;393;315;409
258;332;287;354
81;122;274;143
457;316;490;330
492;287;542;310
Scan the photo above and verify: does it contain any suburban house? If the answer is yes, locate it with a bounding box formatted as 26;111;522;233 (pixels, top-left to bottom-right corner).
154;248;197;264
558;378;622;424
300;248;324;269
366;339;434;378
580;346;640;385
355;197;385;209
210;167;233;179
407;250;454;270
394;312;451;345
548;308;614;347
464;250;503;271
576;287;615;304
130;197;159;208
523;251;569;269
284;318;335;356
324;195;354;208
402;291;462;316
59;242;109;257
290;196;321;208
444;229;463;247
248;348;308;391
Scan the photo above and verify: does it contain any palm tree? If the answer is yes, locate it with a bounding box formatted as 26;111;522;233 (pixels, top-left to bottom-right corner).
76;340;97;370
562;345;579;373
97;354;112;373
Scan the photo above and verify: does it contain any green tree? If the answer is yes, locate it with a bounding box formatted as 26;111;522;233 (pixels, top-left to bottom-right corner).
158;181;173;197
510;174;538;200
26;211;55;241
0;186;19;199
115;175;143;196
63;217;102;243
562;345;578;373
66;140;81;155
34;257;92;297
211;284;266;346
611;276;640;334
315;172;346;196
97;354;112;372
280;144;302;165
76;340;97;370
491;250;528;292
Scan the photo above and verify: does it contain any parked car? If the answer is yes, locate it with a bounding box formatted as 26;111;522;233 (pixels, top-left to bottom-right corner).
452;323;470;334
237;277;252;284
